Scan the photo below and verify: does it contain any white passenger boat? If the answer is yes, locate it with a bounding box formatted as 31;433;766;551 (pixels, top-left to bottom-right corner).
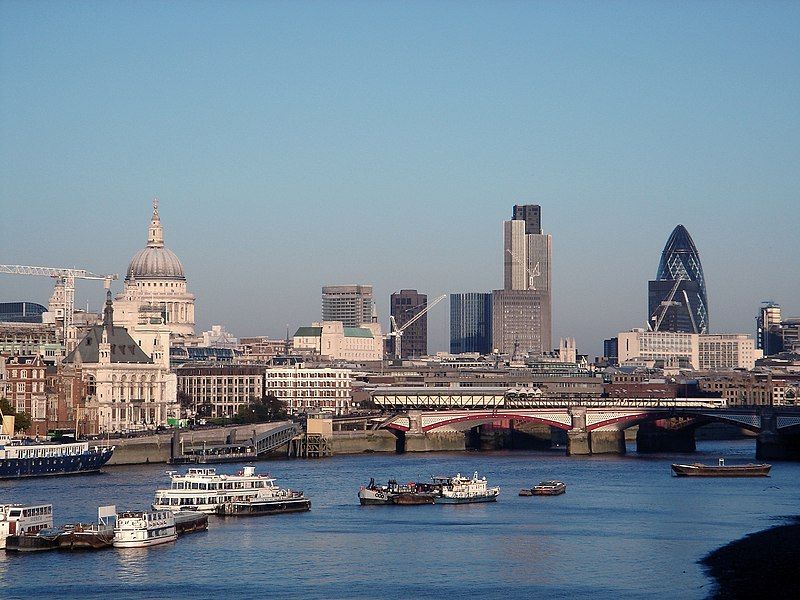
113;510;177;548
430;472;500;504
0;503;54;549
152;465;293;513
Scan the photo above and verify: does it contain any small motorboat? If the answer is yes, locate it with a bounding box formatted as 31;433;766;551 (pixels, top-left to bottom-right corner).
671;458;771;477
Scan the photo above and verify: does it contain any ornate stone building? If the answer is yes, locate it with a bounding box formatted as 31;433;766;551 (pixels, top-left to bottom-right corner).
114;200;196;340
65;292;178;433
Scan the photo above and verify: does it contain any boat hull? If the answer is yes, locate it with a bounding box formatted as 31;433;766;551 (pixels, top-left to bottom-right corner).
0;448;114;480
671;463;771;477
391;493;435;506
113;533;178;548
4;534;60;552
216;498;311;516
57;528;115;550
174;511;209;534
435;494;498;504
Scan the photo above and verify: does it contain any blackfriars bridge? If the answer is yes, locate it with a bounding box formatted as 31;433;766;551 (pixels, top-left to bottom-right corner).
356;388;800;459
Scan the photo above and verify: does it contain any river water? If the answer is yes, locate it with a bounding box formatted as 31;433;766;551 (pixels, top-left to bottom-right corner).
1;439;796;599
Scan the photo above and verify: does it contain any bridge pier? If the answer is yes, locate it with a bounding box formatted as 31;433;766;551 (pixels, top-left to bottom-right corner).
590;430;626;454
636;422;696;453
404;431;466;453
566;430;590;455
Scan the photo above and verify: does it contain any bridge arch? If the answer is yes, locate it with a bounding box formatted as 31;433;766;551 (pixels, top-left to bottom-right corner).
421;413;572;432
586;411;762;433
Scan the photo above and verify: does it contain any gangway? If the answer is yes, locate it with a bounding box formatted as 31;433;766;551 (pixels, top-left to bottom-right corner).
250;422;300;456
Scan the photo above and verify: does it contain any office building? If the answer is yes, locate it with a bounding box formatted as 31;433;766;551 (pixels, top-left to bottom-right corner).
757;302;784;356
494;204;552;356
389;289;427;358
293;321;384;362
176;365;264;419
321;285;374;327
647;224;708;334
450;293;493;354
265;366;352;415
698;334;762;370
491;289;551;357
617;329;699;369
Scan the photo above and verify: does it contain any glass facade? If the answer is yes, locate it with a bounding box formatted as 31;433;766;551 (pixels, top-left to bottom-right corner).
0;302;47;323
450;293;492;354
648;225;709;334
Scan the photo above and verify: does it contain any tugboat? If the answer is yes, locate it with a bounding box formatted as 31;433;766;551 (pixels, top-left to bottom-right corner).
358;478;435;506
427;472;500;504
671;458;771;477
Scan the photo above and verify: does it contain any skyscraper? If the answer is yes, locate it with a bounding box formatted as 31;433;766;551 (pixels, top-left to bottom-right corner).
757;302;783;356
389;289;427;358
647;225;708;334
493;204;553;356
450;293;492;354
322;285;374;327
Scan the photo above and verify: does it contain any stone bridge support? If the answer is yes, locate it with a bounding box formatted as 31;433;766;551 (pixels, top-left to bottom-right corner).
566;408;590;455
757;408;800;460
636;421;696;453
590;429;626;454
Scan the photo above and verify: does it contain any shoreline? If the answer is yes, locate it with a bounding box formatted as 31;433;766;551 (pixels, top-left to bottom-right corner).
701;516;800;599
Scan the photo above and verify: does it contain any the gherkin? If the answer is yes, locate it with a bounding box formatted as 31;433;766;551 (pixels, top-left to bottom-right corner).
648;225;709;334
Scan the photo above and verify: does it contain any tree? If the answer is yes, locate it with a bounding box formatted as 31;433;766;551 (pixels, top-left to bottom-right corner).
233;395;288;424
177;390;194;414
0;397;33;433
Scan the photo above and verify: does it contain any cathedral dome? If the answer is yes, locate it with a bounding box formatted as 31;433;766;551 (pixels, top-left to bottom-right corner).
127;246;185;280
125;199;186;281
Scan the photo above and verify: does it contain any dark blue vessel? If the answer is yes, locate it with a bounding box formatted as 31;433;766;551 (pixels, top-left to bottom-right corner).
0;434;114;479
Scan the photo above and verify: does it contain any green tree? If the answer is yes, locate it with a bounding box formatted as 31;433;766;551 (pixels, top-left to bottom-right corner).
0;397;33;433
233;395;288;424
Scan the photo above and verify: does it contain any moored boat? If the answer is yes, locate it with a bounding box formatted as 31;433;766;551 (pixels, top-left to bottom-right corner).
57;505;116;550
174;510;209;533
427;472;500;504
152;465;286;513
358;478;435;506
671;459;771;477
531;481;567;496
0;427;114;480
4;528;61;552
1;503;54;550
216;493;310;516
113;510;177;548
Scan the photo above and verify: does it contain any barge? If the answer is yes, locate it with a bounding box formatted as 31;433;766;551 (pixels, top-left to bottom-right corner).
671;459;771;477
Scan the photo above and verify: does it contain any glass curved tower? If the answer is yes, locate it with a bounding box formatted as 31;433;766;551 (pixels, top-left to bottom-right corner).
648;224;709;334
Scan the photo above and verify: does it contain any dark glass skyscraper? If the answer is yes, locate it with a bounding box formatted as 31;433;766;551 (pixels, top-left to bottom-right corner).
450;293;492;354
648;224;709;334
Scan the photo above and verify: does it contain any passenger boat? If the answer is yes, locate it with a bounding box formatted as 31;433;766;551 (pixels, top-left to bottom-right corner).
427;472;500;504
671;458;771;477
0;503;54;550
529;481;567;496
0;432;114;479
216;491;310;516
152;465;299;513
358;478;435;506
113;510;177;548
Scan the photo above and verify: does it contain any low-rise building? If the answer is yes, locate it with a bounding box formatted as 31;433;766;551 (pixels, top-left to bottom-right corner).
698;334;762;370
4;355;48;435
293;321;383;362
265;366;352;415
176;365;264;419
617;329;699;369
0;322;62;364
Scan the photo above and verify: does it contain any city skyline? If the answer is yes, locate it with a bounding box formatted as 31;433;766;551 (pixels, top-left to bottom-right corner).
1;2;799;357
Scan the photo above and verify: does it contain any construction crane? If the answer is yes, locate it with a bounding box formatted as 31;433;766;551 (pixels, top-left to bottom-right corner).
387;294;446;360
505;248;540;289
0;265;118;340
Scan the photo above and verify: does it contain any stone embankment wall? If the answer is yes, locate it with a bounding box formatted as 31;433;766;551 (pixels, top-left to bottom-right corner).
107;422;291;465
330;430;398;454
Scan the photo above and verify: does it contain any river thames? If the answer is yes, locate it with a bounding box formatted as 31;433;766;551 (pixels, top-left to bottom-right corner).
1;439;796;599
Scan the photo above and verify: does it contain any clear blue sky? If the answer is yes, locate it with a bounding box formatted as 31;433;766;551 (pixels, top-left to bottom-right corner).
1;1;798;357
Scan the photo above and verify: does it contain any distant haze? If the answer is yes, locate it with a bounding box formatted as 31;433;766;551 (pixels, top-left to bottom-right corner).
1;2;798;358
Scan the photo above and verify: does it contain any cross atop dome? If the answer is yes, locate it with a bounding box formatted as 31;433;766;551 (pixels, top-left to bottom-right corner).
148;198;164;248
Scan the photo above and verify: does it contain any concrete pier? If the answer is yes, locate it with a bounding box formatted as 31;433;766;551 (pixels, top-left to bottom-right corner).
404;431;466;453
566;430;590;455
590;430;626;454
